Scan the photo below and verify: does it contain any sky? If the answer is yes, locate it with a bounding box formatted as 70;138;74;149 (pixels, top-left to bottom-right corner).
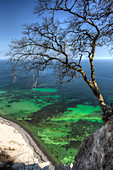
0;0;112;60
0;0;36;59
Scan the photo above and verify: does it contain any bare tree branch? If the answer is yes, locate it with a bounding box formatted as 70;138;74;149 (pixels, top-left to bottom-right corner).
7;0;113;121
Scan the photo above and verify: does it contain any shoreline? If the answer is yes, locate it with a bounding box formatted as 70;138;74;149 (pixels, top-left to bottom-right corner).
0;116;55;170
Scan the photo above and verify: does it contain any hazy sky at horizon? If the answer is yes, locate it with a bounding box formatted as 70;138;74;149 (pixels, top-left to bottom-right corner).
0;0;112;60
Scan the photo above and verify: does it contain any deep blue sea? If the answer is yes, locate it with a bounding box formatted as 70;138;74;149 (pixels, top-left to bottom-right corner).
0;59;113;105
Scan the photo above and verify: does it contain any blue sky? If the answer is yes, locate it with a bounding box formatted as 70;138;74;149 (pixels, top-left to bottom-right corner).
0;0;112;59
0;0;36;59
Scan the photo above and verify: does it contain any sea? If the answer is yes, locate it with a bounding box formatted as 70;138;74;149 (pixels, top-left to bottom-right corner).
0;59;113;165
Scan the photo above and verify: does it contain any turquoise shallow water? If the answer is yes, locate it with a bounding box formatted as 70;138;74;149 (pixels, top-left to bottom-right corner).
0;60;113;165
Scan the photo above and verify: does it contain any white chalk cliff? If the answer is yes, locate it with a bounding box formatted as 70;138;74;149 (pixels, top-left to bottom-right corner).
0;117;54;170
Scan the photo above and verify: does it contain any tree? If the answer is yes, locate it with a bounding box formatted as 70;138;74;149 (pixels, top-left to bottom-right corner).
8;0;113;122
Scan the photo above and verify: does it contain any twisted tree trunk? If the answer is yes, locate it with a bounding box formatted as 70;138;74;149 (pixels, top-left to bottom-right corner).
79;67;113;123
92;86;113;123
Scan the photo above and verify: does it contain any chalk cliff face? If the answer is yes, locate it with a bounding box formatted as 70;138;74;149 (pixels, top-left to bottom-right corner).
73;120;113;170
0;122;39;165
0;117;54;170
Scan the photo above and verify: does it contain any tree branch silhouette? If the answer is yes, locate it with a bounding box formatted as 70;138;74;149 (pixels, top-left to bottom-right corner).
8;0;113;122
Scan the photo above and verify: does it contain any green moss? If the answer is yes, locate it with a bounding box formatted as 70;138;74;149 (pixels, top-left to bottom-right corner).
0;91;7;94
13;119;76;165
33;87;58;92
51;104;102;123
31;104;104;165
42;95;60;98
0;88;104;165
60;148;78;164
0;90;60;120
0;100;41;118
34;96;38;98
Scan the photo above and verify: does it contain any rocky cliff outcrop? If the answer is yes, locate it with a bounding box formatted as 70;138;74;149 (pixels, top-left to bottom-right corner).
0;162;50;170
73;119;113;170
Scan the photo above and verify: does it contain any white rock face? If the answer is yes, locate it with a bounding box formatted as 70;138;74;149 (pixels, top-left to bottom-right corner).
0;122;38;164
0;117;54;170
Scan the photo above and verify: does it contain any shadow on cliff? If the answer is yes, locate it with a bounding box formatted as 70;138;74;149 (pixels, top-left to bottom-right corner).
0;150;49;170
